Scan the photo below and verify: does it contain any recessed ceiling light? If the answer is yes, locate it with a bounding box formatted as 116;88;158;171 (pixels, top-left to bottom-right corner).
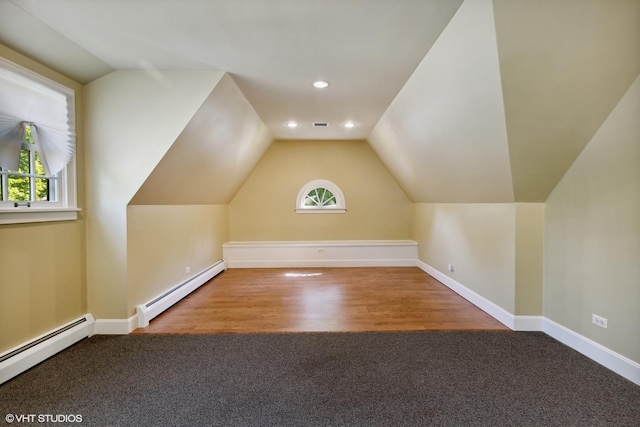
312;80;329;89
343;121;356;128
287;121;298;128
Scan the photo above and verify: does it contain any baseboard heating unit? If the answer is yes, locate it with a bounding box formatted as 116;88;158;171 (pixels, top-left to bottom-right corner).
0;314;95;385
136;259;226;328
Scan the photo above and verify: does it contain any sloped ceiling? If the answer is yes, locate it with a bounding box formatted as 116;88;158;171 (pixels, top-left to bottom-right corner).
84;70;227;206
3;0;463;140
370;0;640;203
1;0;638;205
493;0;640;202
0;1;112;83
368;0;514;203
130;73;272;205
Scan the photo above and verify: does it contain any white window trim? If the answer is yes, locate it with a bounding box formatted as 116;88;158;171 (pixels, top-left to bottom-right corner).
0;208;80;225
0;57;78;224
296;179;346;214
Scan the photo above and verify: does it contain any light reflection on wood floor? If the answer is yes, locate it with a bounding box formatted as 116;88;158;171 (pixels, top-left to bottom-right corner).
132;267;509;334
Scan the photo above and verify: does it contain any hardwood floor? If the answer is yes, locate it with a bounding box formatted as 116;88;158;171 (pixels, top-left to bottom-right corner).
133;267;508;334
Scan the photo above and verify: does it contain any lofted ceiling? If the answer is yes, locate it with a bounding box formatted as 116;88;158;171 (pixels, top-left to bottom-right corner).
0;0;463;140
493;0;640;201
368;0;640;203
0;0;638;203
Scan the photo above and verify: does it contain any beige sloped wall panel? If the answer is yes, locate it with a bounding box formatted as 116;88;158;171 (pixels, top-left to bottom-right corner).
494;0;640;201
130;73;272;205
84;70;224;318
368;0;513;203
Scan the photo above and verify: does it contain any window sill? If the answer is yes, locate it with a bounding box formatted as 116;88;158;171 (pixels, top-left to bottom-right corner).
295;208;346;214
0;208;81;225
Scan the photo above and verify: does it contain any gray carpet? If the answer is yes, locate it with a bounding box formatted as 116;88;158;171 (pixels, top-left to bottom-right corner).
1;332;639;426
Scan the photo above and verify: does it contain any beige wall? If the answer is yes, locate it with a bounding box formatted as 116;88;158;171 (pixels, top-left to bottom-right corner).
368;0;513;204
514;203;543;315
412;202;544;316
84;70;224;319
0;44;86;353
412;203;516;313
544;75;640;363
493;0;640;201
127;205;228;314
229;140;412;241
130;74;272;205
0;222;86;353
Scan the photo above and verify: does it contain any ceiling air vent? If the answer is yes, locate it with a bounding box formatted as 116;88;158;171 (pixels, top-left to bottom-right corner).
313;122;328;127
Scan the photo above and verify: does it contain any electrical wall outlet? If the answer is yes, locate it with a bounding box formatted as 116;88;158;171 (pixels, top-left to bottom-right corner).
448;264;454;272
185;266;191;274
592;314;607;329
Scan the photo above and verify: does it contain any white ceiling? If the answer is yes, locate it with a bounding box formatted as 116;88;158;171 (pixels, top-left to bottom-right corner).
1;0;638;203
1;0;463;140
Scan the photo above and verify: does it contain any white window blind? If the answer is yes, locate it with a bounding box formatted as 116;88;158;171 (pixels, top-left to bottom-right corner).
0;61;75;177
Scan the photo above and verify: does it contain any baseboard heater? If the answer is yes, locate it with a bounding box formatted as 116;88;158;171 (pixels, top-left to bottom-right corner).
0;314;95;385
136;259;226;328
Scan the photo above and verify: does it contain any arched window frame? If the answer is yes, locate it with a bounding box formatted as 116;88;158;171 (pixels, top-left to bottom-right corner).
296;179;346;214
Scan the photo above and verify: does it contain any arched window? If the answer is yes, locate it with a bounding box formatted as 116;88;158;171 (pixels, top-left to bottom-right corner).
296;179;346;214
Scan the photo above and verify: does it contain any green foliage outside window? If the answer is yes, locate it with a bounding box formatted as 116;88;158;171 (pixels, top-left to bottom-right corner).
1;126;50;202
304;187;337;207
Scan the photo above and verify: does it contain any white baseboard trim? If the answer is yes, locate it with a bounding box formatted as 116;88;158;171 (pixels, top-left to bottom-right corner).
416;260;543;332
416;260;517;329
543;318;640;386
94;315;138;335
416;260;640;385
0;314;94;385
513;316;543;331
223;240;418;268
228;259;418;268
136;259;226;328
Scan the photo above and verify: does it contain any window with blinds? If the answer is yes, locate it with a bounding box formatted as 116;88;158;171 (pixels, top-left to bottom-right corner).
0;57;78;223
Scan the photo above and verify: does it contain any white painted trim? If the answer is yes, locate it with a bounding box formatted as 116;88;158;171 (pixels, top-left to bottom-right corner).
543;318;640;386
0;314;94;385
296;179;346;212
513;316;543;331
415;260;639;385
94;315;138;335
295;208;346;214
223;240;418;268
136;259;226;327
416;260;544;332
0;208;80;224
224;240;418;248
229;259;417;268
89;260;229;334
416;260;515;329
0;57;78;223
